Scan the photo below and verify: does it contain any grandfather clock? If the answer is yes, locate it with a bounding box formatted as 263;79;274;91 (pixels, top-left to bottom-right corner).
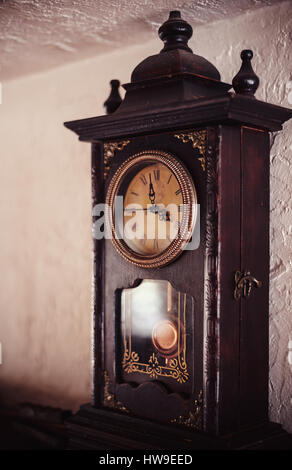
64;11;292;449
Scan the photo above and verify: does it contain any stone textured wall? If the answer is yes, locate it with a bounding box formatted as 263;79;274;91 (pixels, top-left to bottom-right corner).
0;2;291;430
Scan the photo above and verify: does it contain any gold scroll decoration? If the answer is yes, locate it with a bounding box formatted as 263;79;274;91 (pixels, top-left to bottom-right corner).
122;290;189;384
103;140;130;179
122;351;189;384
174;130;207;171
171;390;203;431
103;370;129;413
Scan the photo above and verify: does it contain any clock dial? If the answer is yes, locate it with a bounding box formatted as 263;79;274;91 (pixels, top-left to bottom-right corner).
123;162;183;255
106;150;197;269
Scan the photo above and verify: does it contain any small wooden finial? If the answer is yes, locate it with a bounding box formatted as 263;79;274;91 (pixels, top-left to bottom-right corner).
158;10;193;53
232;50;259;97
104;79;122;114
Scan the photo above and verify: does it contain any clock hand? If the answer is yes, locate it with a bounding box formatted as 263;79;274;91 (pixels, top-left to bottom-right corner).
148;174;156;205
124;207;163;212
124;207;163;214
124;205;183;213
124;208;148;211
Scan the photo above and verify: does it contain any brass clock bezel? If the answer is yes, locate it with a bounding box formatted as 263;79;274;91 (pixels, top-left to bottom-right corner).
105;150;198;268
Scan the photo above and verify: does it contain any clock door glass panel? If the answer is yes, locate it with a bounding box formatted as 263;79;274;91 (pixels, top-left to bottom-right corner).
117;279;194;395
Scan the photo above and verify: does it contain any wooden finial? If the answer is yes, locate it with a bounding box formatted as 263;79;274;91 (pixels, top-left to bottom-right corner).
158;10;193;53
232;50;259;97
104;79;122;114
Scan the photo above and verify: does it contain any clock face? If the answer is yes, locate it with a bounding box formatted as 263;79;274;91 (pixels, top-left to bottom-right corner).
123;162;183;256
106;150;197;268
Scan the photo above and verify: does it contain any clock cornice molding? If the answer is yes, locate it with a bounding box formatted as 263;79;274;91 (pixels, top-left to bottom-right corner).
64;93;292;142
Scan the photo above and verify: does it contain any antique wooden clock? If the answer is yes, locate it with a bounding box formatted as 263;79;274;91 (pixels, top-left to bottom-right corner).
64;11;292;449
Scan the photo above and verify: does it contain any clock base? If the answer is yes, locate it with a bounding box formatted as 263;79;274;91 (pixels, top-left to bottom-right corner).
65;404;292;450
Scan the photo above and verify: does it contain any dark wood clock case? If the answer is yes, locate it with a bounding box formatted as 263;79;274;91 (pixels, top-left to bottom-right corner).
64;11;292;449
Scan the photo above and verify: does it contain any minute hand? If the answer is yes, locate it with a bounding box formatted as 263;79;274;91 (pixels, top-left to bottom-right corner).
148;174;156;205
124;206;184;212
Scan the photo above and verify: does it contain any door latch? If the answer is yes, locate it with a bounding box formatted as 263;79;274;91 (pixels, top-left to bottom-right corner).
234;270;262;300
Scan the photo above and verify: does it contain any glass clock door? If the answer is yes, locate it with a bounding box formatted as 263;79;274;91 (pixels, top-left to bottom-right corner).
117;279;195;395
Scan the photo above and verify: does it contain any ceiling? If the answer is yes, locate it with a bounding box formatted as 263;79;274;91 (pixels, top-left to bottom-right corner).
0;0;285;81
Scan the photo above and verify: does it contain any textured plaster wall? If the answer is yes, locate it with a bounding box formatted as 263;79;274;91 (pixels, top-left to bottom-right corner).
0;2;291;429
0;0;284;81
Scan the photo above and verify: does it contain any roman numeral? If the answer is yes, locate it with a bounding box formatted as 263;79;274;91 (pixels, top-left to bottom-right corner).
153;169;160;181
131;191;139;196
167;174;172;184
153;239;159;249
175;188;182;196
140;175;147;185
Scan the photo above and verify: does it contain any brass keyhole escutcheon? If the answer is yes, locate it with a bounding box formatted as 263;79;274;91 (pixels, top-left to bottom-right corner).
234;270;262;300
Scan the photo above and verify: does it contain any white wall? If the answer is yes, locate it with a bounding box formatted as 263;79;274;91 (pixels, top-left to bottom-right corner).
0;1;291;430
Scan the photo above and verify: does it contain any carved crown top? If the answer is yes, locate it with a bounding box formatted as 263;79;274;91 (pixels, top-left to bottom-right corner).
131;11;221;84
64;10;292;140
